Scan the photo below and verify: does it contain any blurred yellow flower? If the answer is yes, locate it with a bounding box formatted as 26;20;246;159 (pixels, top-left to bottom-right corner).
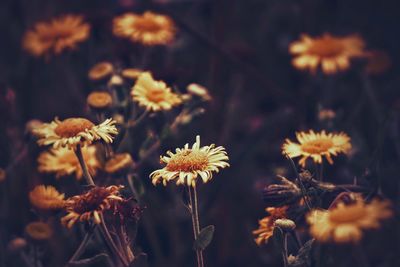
22;15;90;57
131;72;182;112
150;135;229;187
34;117;118;149
25;222;53;241
29;185;65;210
105;153;134;175
87;91;113;110
38;146;100;180
61;186;123;228
121;68;143;80
289;33;365;74
282;130;351;167
113;11;176;46
307;197;392;243
253;206;288;246
88;62;114;80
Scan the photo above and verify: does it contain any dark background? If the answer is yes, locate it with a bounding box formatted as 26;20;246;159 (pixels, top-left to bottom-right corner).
1;0;400;266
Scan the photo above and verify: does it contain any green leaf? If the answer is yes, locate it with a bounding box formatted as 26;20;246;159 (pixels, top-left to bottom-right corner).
193;225;215;251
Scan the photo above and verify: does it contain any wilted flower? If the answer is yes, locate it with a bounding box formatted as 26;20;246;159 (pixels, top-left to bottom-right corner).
262;176;301;207
61;186;123;228
131;72;182;112
307;196;392;243
150;135;229;187
34;117;118;149
29;185;65;210
22;15;90;57
253;206;288;245
105;153;135;175
282;130;351;167
25;222;53;241
87;91;113;110
289;33;365;74
88;62;114;81
113;198;144;223
38;146;100;180
113;11;176;46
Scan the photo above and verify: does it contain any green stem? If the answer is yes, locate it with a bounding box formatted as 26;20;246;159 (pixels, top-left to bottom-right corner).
187;185;204;267
282;233;288;267
74;145;95;186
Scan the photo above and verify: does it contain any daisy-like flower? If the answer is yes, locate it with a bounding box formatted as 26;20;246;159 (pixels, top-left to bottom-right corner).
22;15;90;57
150;135;229;187
34;117;118;149
282;130;351;167
253;207;288;246
131;72;182;112
289;33;365;74
113;11;176;46
88;62;114;81
61;186;123;228
307;196;392;243
87;91;113;110
38;146;100;180
29;185;65;210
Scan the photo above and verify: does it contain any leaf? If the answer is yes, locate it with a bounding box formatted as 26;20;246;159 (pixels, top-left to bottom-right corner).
69;253;112;267
193;225;215;251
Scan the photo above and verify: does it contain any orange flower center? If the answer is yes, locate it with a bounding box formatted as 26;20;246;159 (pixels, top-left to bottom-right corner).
166;149;209;172
301;139;333;154
40;28;74;42
55;118;94;138
146;88;166;103
87;92;113;108
133;17;162;33
329;204;367;223
308;38;344;57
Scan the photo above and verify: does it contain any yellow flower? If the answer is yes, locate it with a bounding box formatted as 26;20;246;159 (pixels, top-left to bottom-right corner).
113;11;176;46
88;62;114;80
61;186;123;228
253;207;288;246
105;153;135;175
22;15;90;57
29;185;65;210
131;72;182;112
289;33;365;74
25;222;53;241
307;197;392;243
150;135;229;187
38;146;100;180
87;91;113;110
121;68;143;80
34;117;118;149
282;130;351;167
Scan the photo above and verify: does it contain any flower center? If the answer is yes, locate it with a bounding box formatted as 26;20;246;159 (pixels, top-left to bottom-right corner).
166;149;209;172
73;188;110;213
134;17;162;33
329;204;367;223
308;38;344;57
55;118;94;138
146;88;166;103
301;139;333;154
87;92;112;108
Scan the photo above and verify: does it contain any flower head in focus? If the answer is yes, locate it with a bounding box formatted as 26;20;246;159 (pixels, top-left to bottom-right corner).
61;185;123;228
38;146;100;179
29;185;65;210
34;117;118;149
150;135;229;187
113;11;176;46
22;15;90;57
131;72;182;112
289;33;365;74
307;196;392;243
253;206;288;245
282;130;351;167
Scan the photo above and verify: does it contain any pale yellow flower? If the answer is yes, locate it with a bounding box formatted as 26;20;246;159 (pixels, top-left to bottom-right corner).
38;146;100;180
290;33;365;74
22;15;90;57
113;11;176;46
29;185;65;210
282;130;351;167
150;135;229;187
131;72;182;112
34;117;118;149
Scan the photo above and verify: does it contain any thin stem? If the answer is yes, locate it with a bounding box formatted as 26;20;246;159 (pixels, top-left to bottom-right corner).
282;233;288;267
127;110;149;128
66;226;96;265
74;145;95;186
33;245;38;267
187;186;204;267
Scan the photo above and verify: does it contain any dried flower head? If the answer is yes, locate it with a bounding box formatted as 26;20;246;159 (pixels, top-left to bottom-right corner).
253;206;288;245
307;196;392;243
262;176;301;207
150;135;229;187
274;218;296;232
38;146;100;180
289;33;365;74
34;117;118;149
113;11;176;46
282;130;351;167
88;62;114;81
61;186;123;228
87;91;113;110
25;222;53;241
105;153;135;175
131;72;182;112
113;198;144;223
22;15;90;57
29;185;65;210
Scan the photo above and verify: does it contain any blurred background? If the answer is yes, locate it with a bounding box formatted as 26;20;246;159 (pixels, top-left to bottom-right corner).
1;0;400;266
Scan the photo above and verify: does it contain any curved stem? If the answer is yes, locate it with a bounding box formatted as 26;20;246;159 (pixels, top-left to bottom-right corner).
187;185;204;267
66;226;96;265
74;145;95;186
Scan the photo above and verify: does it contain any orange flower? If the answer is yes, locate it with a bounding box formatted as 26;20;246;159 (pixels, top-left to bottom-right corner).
22;15;90;57
253;207;288;245
289;33;365;74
